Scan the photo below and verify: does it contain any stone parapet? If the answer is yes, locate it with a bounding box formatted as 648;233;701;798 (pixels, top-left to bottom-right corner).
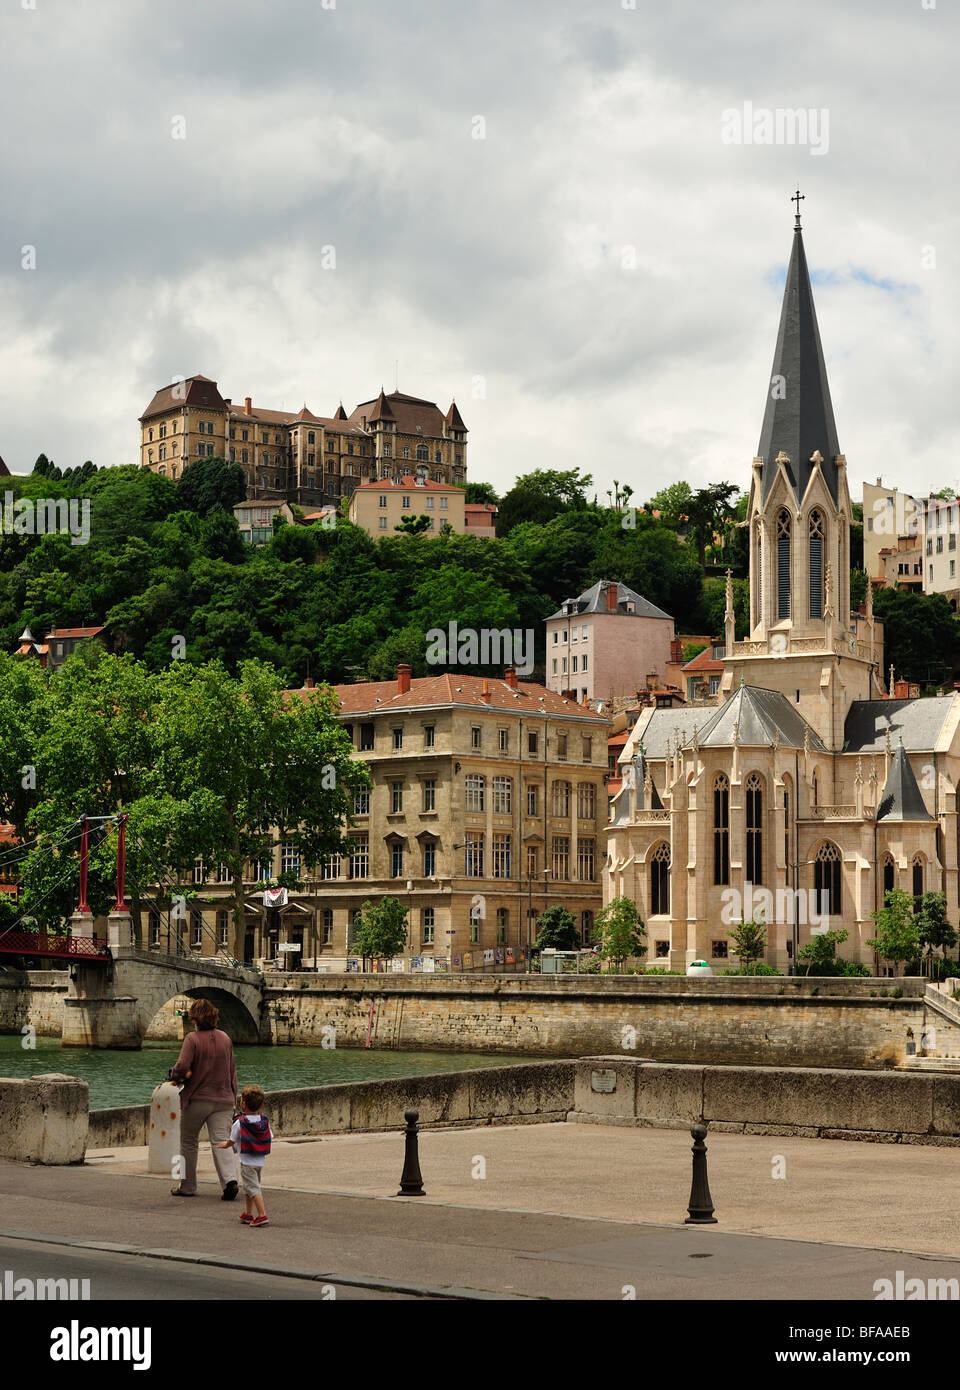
0;1073;88;1163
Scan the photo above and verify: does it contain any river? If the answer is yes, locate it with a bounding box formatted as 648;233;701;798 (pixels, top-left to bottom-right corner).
0;1036;531;1110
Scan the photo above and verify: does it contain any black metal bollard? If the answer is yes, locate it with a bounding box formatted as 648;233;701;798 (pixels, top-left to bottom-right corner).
397;1108;426;1196
684;1121;717;1224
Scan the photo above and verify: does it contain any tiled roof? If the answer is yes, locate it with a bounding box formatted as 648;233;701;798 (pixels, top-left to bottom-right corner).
47;626;105;639
682;647;724;673
140;375;226;421
288;673;608;721
876;742;935;822
444;400;467;431
546;580;672;623
351;475;461;493
0;455;9;477
349;391;456;440
843;697;957;753
695;685;826;750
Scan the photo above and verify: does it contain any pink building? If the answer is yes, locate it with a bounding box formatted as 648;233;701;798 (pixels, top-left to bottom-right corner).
544;580;674;704
464;501;497;538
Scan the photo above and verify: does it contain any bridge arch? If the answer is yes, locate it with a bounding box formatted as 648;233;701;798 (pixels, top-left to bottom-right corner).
63;949;265;1050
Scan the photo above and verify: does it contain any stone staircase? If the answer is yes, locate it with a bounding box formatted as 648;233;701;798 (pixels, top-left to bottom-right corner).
900;984;960;1070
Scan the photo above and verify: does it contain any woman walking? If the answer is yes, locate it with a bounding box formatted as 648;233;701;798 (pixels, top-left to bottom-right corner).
168;997;240;1200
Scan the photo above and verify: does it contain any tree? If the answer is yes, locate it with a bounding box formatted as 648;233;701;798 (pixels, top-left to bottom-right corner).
535;905;579;951
176;456;247;518
727;917;766;967
496;469;592;536
352;897;409;961
463;482;499;505
797;926;850;976
685;482;741;566
849;568;868;611
872;589;959;688
868;889;921;973
916;892;958;978
394;514;432;535
647;482;693;529
594;896;646;970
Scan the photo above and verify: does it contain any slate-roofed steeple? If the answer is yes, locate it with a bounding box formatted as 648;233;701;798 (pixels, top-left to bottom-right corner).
757;199;841;506
876;740;935;822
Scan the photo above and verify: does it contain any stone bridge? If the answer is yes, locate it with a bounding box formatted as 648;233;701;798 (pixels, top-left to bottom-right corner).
62;947;265;1050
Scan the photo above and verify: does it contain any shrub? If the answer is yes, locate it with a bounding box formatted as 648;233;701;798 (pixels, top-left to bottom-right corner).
722;962;780;976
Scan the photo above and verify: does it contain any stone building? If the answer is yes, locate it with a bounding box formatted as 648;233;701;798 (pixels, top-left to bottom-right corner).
545;580;674;705
171;667;608;969
138;380;467;511
605;210;960;974
347;474;466;537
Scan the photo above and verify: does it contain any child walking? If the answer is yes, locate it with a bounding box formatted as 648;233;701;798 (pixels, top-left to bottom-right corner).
219;1084;273;1227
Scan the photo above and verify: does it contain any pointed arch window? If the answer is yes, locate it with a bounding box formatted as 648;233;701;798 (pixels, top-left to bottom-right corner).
782;773;793;872
882;852;895;902
809;510;824;619
777;510;791;620
912;853;924;913
713;773;730;885
650;841;671;916
814;841;841;918
755;523;763;625
745;772;763;884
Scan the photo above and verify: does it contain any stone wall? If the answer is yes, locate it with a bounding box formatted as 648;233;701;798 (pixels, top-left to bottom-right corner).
0;1073;88;1163
86;1061;575;1149
0;970;67;1036
571;1056;960;1145
260;974;929;1069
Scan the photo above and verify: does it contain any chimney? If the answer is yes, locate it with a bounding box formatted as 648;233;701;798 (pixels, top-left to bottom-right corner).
303;677;315;688
646;671;658;691
894;678;909;699
606;582;619;612
670;637;682;664
504;668;519;689
244;397;252;415
480;679;491;702
397;664;411;694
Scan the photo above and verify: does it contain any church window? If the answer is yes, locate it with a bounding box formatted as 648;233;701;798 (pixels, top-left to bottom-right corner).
814;841;841;917
782;774;792;870
912;854;924;913
713;773;729;885
882;852;895;902
745;772;763;884
809;511;824;619
650;841;670;915
755;524;763;624
777;511;791;620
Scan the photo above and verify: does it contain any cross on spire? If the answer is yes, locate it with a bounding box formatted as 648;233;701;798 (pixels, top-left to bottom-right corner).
792;187;805;228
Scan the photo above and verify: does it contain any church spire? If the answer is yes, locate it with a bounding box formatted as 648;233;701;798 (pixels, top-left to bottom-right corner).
757;200;841;507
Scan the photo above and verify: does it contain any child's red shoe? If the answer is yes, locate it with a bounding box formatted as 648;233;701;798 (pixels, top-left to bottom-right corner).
250;1215;270;1227
239;1212;253;1223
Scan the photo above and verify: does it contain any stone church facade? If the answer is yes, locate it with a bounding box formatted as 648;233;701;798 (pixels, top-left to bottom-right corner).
606;211;958;971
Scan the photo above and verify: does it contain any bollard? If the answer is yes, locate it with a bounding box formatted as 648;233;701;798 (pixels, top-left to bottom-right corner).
684;1121;717;1224
397;1108;426;1196
148;1081;182;1176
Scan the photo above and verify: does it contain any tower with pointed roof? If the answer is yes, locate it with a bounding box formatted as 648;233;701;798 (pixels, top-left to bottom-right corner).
722;201;884;749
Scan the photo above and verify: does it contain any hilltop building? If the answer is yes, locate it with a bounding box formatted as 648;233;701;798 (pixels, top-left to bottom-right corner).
138;379;468;511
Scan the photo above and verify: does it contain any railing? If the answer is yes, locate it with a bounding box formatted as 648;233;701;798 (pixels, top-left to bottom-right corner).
634;810;672;822
0;930;111;962
731;637;874;660
807;805;875;820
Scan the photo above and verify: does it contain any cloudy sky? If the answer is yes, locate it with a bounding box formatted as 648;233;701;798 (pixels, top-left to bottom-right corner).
1;0;957;504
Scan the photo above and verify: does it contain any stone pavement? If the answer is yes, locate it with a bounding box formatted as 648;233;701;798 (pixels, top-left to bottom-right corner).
87;1121;960;1256
1;1123;958;1300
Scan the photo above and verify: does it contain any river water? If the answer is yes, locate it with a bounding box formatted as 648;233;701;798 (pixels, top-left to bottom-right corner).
0;1036;530;1110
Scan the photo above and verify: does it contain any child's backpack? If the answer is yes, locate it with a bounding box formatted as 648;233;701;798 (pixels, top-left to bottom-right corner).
238;1114;272;1158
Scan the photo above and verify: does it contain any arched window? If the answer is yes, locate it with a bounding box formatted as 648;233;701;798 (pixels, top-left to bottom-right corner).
650;842;671;915
551;781;570;817
782;774;793;871
809;510;824;619
912;853;924;913
713;773;729;885
812;769;819;809
777;509;791;620
581;910;593;945
755;522;763;625
814;842;841;918
882;852;895;902
745;772;763;884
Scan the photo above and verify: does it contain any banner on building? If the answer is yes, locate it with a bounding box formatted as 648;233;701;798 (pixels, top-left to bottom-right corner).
263;888;289;908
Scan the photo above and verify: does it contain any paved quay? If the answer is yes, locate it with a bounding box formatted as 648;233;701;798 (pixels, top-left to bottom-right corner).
0;1123;958;1299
